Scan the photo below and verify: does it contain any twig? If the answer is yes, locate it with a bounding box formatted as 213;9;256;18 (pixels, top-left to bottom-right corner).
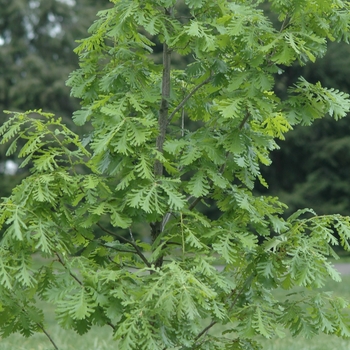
97;223;151;267
217;150;231;179
56;253;117;334
79;232;137;254
239;112;250;130
192;278;250;348
129;227;135;241
194;320;217;342
55;253;83;286
161;212;172;231
36;322;59;350
168;76;212;124
188;197;203;211
107;321;116;331
280;12;290;33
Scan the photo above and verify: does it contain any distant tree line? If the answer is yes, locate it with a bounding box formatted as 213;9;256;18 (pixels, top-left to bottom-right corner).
0;0;111;195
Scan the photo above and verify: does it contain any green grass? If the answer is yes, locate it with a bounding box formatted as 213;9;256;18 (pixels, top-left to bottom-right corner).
2;277;350;350
261;334;350;350
0;327;113;350
261;275;350;350
0;300;114;350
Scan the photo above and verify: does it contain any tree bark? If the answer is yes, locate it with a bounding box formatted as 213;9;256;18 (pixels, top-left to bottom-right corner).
154;41;171;177
151;9;172;267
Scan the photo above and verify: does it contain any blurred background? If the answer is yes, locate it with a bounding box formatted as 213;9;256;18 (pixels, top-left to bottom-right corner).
0;0;112;196
1;0;350;227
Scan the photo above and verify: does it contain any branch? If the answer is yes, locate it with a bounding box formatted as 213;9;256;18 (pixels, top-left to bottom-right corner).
194;320;216;343
188;197;202;211
107;321;116;331
55;252;83;286
129;227;135;241
280;12;290;33
239;112;250;130
191;279;250;348
101;242;137;254
56;254;117;333
152;8;173;263
79;232;137;255
36;322;59;350
155;41;171;177
96;223;151;267
217;150;231;180
168;75;212;124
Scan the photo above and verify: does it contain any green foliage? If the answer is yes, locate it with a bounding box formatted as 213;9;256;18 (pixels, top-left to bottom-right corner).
1;0;350;349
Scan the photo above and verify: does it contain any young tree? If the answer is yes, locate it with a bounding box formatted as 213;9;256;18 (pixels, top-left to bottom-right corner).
1;1;350;349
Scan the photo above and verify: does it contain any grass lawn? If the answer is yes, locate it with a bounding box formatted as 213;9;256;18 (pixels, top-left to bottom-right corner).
1;276;350;350
261;274;350;350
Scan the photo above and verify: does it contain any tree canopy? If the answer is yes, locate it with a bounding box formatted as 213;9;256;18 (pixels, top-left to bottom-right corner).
1;1;350;349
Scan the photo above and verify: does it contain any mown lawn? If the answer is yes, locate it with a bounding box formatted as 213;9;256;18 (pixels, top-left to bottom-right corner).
1;276;350;350
261;274;350;350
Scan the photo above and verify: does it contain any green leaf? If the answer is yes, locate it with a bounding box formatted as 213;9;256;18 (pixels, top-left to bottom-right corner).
74;289;93;320
187;170;210;197
134;153;154;180
216;98;244;119
212;234;238;264
107;205;132;228
159;179;186;211
185;0;205;9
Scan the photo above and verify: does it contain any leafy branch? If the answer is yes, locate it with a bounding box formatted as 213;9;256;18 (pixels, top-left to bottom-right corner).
167;75;212;124
55;252;116;332
55;252;83;286
191;276;251;349
188;111;250;212
35;321;59;350
96;223;151;267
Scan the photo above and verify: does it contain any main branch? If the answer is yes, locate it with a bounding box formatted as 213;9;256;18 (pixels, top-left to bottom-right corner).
151;8;173;266
154;42;171;177
96;223;151;267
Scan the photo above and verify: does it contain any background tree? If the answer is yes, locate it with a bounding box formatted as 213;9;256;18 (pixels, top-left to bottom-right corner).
1;1;350;349
0;0;111;196
260;40;350;217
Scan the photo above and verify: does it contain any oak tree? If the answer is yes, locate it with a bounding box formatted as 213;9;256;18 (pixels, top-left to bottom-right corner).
1;1;350;349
